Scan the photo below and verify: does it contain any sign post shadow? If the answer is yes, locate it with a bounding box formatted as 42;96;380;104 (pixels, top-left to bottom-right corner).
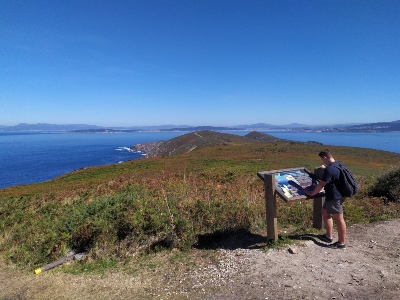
258;167;325;241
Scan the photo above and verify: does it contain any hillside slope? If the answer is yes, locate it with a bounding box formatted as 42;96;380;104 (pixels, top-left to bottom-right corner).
131;130;289;157
1;129;399;280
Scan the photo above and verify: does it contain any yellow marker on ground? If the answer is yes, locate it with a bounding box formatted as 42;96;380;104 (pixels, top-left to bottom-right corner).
34;251;78;274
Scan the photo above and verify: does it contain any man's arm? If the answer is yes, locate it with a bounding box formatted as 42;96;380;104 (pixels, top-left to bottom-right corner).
305;181;326;197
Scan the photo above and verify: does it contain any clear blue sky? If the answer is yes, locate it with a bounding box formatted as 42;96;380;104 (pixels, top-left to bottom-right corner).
1;0;399;127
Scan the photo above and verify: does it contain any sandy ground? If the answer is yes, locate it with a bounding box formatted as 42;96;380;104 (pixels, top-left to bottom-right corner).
1;218;399;300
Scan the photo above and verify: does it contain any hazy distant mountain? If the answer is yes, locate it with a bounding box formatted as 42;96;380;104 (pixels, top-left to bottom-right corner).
343;121;400;132
0;123;194;132
0;123;103;131
168;125;237;131
1;120;399;132
234;123;328;129
234;123;274;129
119;125;192;130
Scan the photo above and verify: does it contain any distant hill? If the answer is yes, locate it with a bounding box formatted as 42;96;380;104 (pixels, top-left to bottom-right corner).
234;123;310;130
1;120;399;132
130;130;319;157
119;125;192;130
245;131;323;145
245;131;291;142
342;121;400;132
130;130;256;157
0;123;103;132
168;126;237;131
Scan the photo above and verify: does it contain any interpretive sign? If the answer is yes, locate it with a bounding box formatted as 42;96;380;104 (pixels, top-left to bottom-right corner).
257;167;325;202
257;167;326;240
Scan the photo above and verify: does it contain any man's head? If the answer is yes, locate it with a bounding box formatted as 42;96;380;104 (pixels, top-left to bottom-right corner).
318;149;335;165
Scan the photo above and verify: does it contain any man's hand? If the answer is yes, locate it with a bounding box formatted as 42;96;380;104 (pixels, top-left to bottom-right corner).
304;189;313;196
305;181;327;197
303;185;314;196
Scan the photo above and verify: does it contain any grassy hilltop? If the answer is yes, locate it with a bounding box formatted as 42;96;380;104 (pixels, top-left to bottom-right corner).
1;130;399;272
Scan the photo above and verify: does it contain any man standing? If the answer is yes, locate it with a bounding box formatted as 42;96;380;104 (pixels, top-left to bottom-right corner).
305;149;347;249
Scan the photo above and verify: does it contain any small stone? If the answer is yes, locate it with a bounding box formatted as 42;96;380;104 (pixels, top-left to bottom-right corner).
288;247;298;254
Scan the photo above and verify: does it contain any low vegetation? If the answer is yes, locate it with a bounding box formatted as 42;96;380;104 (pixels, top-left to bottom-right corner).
1;131;399;272
368;166;400;203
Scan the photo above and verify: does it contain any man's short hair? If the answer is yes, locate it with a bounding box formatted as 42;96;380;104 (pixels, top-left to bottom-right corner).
318;149;333;158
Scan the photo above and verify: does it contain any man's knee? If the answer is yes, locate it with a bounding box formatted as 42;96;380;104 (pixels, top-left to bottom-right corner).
321;208;331;219
332;213;344;222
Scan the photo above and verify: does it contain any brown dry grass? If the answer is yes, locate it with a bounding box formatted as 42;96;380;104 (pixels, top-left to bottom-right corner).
1;131;399;274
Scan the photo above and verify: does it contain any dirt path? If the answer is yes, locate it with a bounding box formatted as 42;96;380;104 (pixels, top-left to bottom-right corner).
1;219;399;300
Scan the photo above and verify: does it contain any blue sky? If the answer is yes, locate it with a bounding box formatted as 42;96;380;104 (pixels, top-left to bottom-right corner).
1;0;399;127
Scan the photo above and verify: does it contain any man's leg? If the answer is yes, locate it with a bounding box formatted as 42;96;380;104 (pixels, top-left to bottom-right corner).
332;213;346;245
322;208;333;239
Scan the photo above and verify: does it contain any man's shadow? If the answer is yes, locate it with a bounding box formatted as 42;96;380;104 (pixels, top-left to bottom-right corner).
194;229;267;250
194;229;333;250
287;233;333;248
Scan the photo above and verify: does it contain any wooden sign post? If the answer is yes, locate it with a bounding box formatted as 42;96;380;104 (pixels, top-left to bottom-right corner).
264;173;278;241
258;167;325;241
312;167;325;230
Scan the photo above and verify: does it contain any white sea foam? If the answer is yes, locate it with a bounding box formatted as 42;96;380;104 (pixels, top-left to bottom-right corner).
116;147;135;152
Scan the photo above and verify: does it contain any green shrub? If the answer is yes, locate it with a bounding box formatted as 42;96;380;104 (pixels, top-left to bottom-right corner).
369;166;400;202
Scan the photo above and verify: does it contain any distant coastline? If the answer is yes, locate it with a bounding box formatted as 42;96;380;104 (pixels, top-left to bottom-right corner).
1;120;400;133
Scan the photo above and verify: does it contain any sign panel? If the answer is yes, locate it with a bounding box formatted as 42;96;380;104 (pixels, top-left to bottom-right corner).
258;167;325;202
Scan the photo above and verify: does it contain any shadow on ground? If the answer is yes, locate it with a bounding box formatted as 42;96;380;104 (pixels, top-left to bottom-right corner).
194;229;336;251
194;229;267;250
288;233;335;248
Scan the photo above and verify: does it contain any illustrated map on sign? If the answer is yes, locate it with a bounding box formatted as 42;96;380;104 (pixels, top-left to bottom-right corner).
273;169;324;200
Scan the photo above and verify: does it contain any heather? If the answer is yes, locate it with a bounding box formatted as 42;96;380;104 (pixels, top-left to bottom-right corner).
1;131;399;271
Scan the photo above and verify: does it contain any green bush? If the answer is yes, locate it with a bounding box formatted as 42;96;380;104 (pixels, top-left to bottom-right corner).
369;166;400;202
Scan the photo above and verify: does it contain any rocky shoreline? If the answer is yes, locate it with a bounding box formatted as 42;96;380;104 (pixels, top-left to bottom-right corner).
130;141;165;158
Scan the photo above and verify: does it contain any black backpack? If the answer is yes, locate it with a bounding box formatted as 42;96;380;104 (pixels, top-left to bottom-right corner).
333;162;359;197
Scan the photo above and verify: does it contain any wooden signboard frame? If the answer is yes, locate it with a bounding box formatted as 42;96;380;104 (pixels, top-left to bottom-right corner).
257;167;325;241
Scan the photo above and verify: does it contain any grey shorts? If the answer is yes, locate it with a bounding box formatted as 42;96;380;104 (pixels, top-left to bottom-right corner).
323;198;346;214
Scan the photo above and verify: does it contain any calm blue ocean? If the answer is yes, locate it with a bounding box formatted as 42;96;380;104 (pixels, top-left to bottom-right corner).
0;132;184;189
1;131;399;189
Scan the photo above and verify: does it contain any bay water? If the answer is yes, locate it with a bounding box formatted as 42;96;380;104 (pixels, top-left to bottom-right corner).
1;131;399;189
0;132;183;189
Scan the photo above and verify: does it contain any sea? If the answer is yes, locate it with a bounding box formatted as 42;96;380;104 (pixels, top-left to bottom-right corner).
1;131;399;189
